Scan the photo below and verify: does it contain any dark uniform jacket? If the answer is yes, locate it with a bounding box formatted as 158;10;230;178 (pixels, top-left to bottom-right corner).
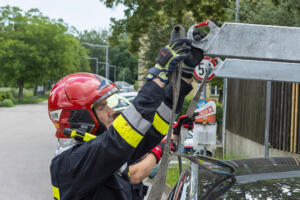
50;80;192;200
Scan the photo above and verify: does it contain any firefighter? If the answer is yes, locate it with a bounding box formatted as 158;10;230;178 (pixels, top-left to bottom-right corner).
48;39;203;200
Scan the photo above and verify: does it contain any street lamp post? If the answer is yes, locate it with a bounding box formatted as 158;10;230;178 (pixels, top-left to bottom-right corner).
82;42;109;79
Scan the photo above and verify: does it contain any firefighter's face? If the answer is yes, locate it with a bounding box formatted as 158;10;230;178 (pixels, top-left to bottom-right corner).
94;99;115;129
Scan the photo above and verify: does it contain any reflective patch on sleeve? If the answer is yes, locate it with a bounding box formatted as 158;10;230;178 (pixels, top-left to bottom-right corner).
122;104;151;135
113;115;144;148
153;112;170;136
157;102;172;123
52;186;60;200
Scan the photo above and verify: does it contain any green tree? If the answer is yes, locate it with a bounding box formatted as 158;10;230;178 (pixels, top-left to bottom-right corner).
0;6;89;100
78;30;138;84
109;36;138;83
236;0;300;26
101;0;233;53
78;29;109;76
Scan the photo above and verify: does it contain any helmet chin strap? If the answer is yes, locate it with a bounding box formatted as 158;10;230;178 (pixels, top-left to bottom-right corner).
91;106;108;136
94;122;107;136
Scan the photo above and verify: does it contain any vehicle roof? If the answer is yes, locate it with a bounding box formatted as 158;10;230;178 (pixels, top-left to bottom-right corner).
115;81;132;87
119;91;138;97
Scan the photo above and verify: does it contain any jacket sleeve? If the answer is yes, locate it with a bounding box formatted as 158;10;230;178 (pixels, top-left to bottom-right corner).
129;79;193;162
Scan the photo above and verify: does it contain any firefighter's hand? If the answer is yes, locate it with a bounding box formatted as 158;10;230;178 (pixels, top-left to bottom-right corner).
173;114;196;136
129;153;157;184
182;47;204;78
146;39;191;82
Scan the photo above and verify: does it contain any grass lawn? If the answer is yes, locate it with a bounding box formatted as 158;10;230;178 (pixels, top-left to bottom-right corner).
0;87;49;107
166;159;190;187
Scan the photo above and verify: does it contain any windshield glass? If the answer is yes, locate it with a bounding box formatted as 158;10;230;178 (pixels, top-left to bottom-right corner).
106;93;130;111
169;156;300;200
197;175;300;199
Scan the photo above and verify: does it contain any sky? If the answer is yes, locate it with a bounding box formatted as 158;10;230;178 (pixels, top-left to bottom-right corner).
0;0;125;32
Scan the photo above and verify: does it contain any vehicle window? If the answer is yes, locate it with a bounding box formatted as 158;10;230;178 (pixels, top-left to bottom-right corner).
196;174;300;200
221;177;300;200
107;94;130;110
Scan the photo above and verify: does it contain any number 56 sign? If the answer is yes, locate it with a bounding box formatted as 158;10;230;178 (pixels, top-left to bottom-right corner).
193;57;220;82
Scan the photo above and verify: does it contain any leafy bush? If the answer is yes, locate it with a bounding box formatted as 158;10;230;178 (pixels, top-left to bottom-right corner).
1;99;14;107
23;88;33;98
178;94;193;117
0;90;15;102
216;102;223;126
0;87;48;105
0;91;10;101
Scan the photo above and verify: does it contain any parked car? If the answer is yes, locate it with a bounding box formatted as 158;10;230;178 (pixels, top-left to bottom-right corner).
167;156;300;200
106;93;131;112
119;92;138;103
115;81;135;93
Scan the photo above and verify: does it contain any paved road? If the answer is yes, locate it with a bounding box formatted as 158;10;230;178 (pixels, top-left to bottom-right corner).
0;101;56;199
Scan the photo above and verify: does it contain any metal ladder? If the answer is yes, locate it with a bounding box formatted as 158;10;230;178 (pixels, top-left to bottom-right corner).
148;20;300;200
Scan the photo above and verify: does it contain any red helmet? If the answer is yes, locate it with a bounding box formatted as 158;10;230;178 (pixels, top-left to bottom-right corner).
48;73;118;138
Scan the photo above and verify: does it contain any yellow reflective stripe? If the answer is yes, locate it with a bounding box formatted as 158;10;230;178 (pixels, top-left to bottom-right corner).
82;132;96;142
153;113;169;135
113;115;143;148
52;186;60;200
71;130;76;138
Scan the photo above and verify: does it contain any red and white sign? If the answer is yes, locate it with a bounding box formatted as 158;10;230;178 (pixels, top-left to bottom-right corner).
193;57;218;82
194;99;216;124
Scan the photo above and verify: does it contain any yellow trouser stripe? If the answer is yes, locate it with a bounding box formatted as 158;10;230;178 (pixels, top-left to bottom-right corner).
153;113;169;135
113;115;143;148
52;186;60;200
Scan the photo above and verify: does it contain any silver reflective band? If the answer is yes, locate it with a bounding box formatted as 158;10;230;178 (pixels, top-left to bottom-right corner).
55;138;77;156
156;102;172;123
94;87;119;104
122;104;151;135
119;162;128;174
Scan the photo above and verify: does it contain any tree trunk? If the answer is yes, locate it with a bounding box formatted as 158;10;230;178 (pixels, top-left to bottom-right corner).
137;36;150;90
42;83;46;96
17;79;24;101
34;85;38;97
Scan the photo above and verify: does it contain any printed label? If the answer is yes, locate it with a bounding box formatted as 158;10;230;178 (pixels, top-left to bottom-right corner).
49;110;62;121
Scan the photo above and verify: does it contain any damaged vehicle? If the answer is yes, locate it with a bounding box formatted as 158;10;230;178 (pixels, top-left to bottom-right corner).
168;155;300;200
